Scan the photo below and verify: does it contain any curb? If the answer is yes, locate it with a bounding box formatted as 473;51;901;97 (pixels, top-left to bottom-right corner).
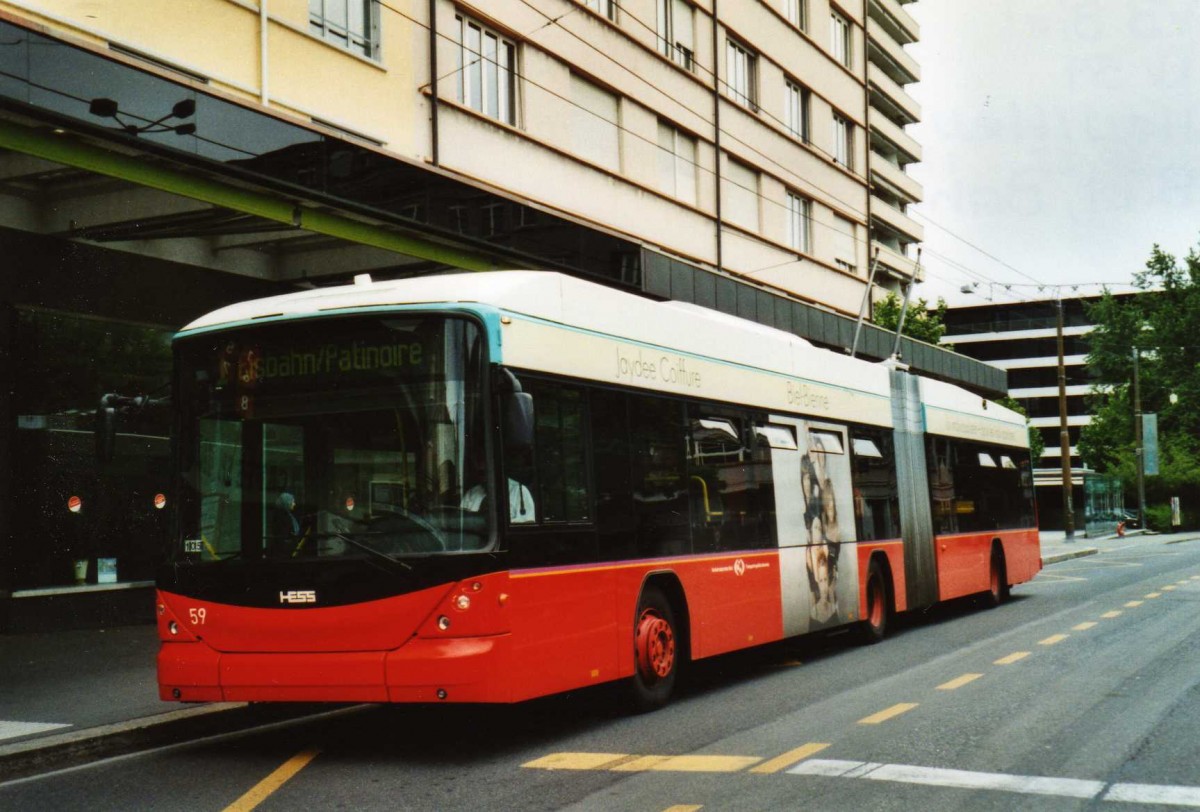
1042;547;1099;565
0;702;338;782
1164;535;1200;546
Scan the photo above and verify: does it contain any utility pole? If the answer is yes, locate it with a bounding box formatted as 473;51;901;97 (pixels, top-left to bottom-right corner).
1056;296;1074;540
1133;347;1147;528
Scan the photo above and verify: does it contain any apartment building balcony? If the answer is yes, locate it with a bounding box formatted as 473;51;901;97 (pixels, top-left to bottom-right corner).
868;0;920;46
866;18;920;86
871;195;924;244
870;154;924;205
868;63;921;126
871;240;923;283
870;114;922;164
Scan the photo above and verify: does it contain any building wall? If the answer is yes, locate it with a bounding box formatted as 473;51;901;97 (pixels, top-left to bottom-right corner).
0;0;924;317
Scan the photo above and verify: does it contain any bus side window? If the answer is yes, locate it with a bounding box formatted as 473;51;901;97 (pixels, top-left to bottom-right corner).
850;429;900;541
591;388;635;558
531;384;589;523
629;394;689;558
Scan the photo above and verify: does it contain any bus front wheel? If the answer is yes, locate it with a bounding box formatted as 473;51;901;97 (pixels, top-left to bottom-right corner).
629;584;678;712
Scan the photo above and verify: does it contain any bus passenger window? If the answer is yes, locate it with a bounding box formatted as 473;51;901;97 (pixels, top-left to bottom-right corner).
850;430;900;541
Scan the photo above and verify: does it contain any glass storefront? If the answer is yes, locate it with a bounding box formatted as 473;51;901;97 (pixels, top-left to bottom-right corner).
10;308;173;589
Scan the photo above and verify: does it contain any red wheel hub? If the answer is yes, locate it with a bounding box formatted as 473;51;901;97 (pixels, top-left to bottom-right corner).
635;609;675;681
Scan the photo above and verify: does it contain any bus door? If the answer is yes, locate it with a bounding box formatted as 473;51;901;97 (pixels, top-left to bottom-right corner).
769;416;859;635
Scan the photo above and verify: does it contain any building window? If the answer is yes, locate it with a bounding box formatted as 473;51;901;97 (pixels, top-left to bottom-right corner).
570;73;620;171
787;191;811;253
832;112;853;169
657;120;697;204
726;38;757;110
723;158;759;232
309;0;378;59
456;14;517;126
656;0;695;70
831;10;851;67
785;0;807;29
581;0;616;20
832;213;857;273
785;79;810;142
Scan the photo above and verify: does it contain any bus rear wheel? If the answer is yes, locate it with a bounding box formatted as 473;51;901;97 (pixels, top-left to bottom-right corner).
859;560;889;644
629;585;678;712
985;547;1009;607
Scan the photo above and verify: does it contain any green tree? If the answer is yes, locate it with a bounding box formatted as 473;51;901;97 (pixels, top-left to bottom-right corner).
996;395;1044;462
871;291;951;347
1079;243;1200;528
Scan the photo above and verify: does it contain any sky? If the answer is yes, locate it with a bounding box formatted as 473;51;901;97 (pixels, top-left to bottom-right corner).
908;1;1200;306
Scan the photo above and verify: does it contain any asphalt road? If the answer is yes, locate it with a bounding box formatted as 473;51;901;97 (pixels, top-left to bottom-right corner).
5;539;1200;811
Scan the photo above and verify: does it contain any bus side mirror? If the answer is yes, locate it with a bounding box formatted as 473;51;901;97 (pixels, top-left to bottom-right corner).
505;391;534;451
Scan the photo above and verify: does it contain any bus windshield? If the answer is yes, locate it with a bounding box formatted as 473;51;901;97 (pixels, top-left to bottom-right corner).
174;314;490;563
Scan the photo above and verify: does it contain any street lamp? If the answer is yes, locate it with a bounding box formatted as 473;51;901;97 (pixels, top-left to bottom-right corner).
1132;348;1146;529
1056;297;1074;540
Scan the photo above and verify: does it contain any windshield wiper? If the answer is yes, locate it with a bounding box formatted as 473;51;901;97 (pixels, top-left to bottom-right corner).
312;531;412;571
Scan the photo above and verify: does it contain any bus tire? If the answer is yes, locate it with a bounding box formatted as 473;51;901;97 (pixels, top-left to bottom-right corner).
859;560;889;644
628;584;679;712
985;546;1009;607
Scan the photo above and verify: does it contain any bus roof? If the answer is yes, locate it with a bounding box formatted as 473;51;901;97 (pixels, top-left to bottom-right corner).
180;271;1023;439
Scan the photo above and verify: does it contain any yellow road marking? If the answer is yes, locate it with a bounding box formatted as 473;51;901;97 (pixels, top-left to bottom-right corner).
858;703;918;725
652;756;762;772
750;743;830;774
1179;580;1190;585
522;752;629;770
662;806;703;812
995;651;1030;665
1125;600;1144;608
1101;611;1122;618
1072;622;1097;631
223;748;319;812
937;673;983;691
1162;585;1177;591
613;755;674;771
1039;634;1068;646
1191;576;1200;580
1146;593;1162;599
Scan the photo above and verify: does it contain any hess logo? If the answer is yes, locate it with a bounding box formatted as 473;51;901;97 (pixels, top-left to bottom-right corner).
279;590;317;604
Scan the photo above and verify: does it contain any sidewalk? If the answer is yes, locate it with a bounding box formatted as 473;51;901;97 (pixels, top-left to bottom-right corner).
5;529;1200;780
0;624;322;781
1040;527;1200;564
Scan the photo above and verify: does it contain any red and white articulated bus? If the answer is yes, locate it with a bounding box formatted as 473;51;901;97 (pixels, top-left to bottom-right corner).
157;271;1040;710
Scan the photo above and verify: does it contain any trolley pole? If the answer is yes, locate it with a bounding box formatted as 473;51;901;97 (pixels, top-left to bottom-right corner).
850;246;881;358
1056;297;1074;540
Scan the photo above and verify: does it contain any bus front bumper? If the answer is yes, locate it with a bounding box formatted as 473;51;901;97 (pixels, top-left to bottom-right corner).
158;634;514;704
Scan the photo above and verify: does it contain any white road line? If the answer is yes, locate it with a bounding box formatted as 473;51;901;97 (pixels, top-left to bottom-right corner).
0;721;71;742
1105;782;1200;806
789;759;1200;807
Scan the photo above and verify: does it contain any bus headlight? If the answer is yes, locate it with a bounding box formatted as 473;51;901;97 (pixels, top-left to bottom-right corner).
454;594;471;611
437;615;451;631
168;620;179;636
